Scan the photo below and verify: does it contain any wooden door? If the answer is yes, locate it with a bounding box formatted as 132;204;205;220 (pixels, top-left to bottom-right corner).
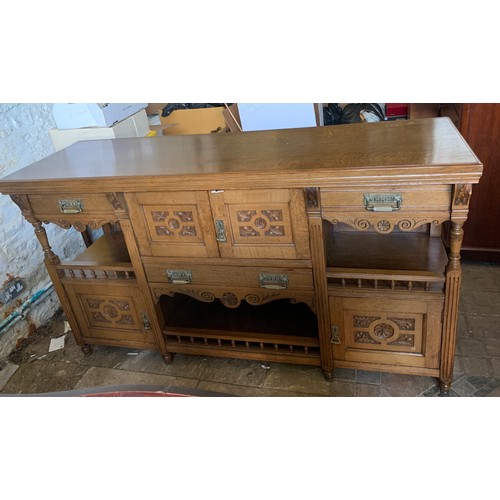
126;191;220;258
64;281;156;348
330;294;443;370
208;188;311;259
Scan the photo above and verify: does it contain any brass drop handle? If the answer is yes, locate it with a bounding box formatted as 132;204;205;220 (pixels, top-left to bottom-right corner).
259;273;288;289
58;199;84;214
166;270;192;284
363;193;402;212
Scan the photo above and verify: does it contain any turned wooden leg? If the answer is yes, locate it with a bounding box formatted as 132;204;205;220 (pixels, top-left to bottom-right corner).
439;379;451;395
440;220;464;396
162;353;174;364
323;369;333;382
81;344;93;357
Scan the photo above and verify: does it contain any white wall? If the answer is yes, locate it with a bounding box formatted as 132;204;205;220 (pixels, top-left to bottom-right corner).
0;104;85;361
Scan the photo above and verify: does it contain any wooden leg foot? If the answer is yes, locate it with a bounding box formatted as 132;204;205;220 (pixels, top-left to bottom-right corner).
323;369;333;382
439;379;451;395
81;344;93;357
162;353;174;364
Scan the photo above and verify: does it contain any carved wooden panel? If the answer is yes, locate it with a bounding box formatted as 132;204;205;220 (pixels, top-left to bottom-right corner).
146;206;203;242
126;191;219;258
63;281;156;347
209;189;311;259
348;313;421;353
329;294;443;369
82;295;140;330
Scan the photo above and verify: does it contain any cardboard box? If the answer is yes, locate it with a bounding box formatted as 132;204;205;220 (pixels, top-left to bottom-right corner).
52;103;147;129
159;107;227;135
50;109;151;151
222;104;242;132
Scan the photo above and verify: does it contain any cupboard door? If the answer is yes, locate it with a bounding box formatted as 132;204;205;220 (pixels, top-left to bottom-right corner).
330;294;443;369
209;188;311;259
64;281;156;348
126;192;219;258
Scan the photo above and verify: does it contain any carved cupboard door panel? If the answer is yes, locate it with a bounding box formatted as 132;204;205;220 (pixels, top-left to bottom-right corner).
64;281;157;348
208;189;311;259
329;294;443;370
126;191;219;258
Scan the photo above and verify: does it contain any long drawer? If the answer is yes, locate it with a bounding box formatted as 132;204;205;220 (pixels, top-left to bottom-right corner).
144;261;314;291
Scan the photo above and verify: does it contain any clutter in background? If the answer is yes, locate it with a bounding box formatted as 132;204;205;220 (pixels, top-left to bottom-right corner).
146;103;391;136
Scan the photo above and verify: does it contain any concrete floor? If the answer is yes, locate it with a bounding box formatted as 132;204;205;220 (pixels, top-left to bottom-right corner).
1;260;499;397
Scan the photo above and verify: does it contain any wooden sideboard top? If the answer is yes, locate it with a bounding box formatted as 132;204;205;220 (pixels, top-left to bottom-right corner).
0;117;482;194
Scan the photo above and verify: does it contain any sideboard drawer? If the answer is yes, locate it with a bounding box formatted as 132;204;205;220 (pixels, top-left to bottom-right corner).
320;186;452;233
144;262;314;291
28;193;117;220
321;186;452;214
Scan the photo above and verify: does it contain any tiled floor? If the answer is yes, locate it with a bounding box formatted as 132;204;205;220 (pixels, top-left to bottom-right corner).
1;261;499;397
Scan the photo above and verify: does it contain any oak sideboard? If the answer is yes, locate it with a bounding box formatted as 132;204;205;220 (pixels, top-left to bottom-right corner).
0;117;482;393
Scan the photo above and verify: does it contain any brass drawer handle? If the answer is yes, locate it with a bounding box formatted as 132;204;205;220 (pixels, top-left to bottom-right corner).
58;199;84;214
363;193;402;212
166;269;192;284
259;273;288;289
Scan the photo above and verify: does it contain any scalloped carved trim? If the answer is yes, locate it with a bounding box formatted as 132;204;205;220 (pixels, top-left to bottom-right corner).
152;286;314;309
48;219;119;232
329;216;447;233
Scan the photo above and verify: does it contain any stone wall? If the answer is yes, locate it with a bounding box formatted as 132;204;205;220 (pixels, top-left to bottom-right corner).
0;104;85;361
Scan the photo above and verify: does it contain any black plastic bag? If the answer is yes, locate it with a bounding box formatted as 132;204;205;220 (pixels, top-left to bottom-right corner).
161;103;225;118
340;103;385;124
323;103;343;126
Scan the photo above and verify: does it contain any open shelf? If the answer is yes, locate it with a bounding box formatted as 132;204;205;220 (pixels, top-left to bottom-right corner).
160;294;320;364
324;231;448;292
58;231;135;281
325;231;448;273
73;232;131;265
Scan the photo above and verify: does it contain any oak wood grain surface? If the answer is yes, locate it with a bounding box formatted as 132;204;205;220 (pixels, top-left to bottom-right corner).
0;118;482;194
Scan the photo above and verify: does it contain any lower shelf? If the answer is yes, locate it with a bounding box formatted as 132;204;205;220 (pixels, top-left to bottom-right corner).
160;294;321;365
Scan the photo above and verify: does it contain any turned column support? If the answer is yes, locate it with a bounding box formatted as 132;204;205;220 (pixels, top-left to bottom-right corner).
440;183;472;393
440;221;464;393
32;221;60;265
304;187;334;380
28;219;88;350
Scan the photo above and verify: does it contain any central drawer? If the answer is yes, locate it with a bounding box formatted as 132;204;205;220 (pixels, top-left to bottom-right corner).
144;261;314;291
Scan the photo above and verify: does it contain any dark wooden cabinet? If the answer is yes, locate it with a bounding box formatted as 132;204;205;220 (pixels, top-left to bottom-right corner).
459;104;500;261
